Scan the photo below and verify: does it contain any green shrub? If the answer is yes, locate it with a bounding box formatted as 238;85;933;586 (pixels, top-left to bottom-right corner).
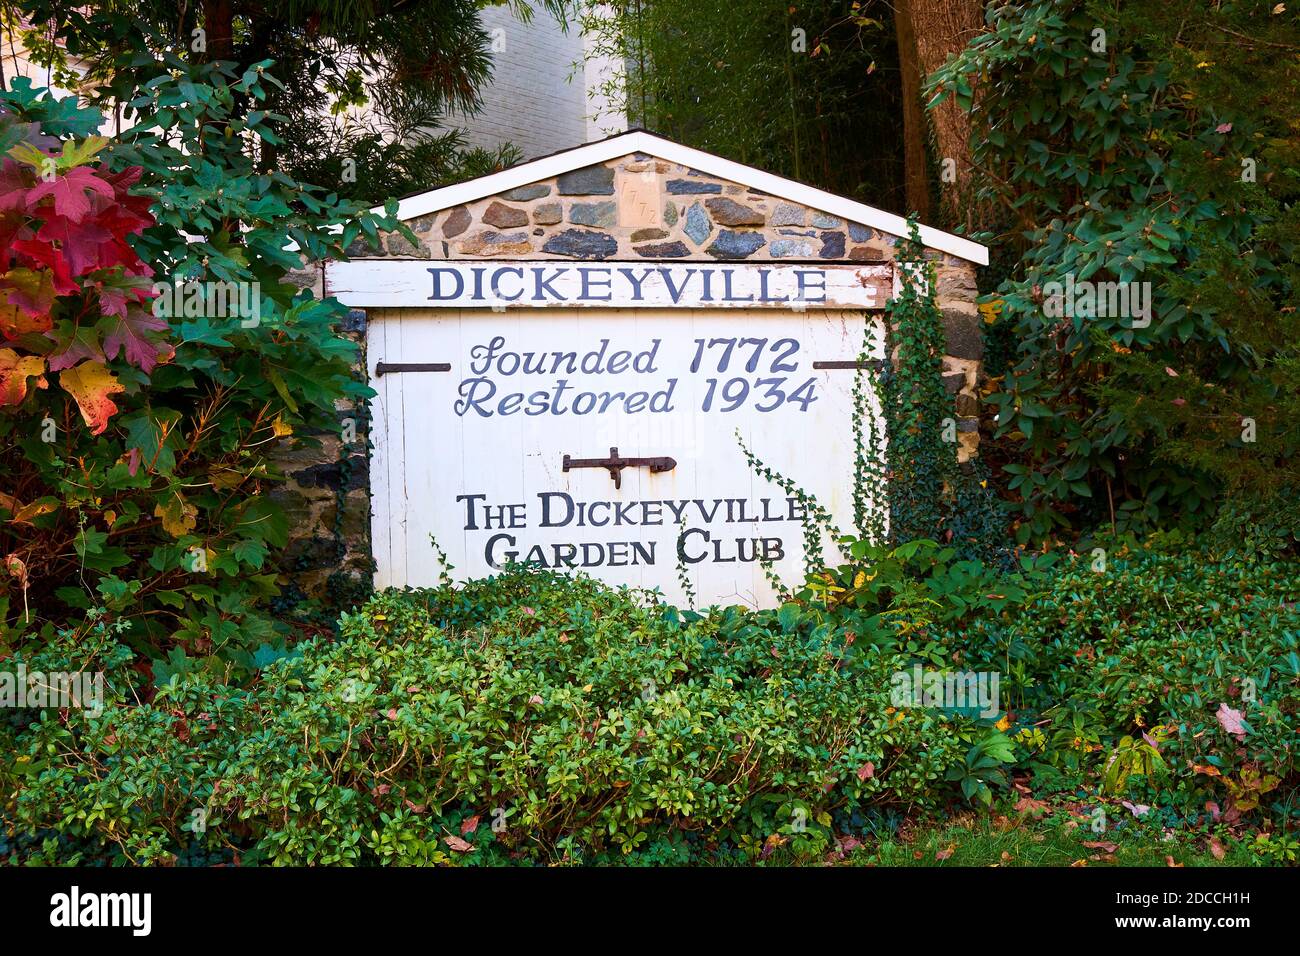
3;567;1003;865
956;549;1300;818
7;549;1294;866
0;65;405;675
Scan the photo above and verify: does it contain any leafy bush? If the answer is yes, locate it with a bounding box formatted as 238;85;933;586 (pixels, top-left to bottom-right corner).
933;1;1300;542
0;66;404;673
955;548;1300;819
5;549;1295;866
2;567;1005;865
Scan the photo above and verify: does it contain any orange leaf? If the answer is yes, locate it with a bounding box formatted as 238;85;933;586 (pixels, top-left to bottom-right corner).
59;361;124;435
0;348;47;405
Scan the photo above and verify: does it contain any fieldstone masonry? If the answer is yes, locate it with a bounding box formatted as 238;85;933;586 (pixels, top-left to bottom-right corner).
281;151;985;596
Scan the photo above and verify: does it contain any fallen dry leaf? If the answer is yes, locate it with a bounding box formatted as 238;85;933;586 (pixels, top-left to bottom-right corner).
444;835;474;852
1216;702;1247;739
1015;796;1049;817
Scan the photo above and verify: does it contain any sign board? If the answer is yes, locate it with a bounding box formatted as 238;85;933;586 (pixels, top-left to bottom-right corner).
328;260;892;311
368;306;887;608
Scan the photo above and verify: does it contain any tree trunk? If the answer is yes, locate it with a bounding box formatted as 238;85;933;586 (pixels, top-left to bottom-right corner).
907;0;985;232
203;0;234;61
893;0;930;222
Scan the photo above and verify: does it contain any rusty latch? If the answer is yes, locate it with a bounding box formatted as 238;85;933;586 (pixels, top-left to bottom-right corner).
562;447;677;490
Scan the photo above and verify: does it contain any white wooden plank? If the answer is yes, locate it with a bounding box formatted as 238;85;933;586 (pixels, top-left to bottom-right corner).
327;260;893;311
366;310;391;588
367;306;887;608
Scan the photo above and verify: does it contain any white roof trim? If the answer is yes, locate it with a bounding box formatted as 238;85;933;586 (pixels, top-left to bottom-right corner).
373;130;989;266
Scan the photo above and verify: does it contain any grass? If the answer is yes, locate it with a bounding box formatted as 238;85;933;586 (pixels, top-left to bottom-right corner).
845;815;1261;867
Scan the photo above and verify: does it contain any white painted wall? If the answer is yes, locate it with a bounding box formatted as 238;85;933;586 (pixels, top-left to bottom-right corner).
454;6;625;159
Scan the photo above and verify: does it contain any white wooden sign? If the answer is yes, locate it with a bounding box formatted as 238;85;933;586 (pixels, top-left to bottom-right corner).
369;307;888;608
329;260;892;311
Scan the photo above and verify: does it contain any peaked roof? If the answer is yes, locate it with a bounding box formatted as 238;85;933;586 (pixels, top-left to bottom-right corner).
374;130;989;266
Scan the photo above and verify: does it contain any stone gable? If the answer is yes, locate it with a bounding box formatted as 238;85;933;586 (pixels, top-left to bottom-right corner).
364;152;948;268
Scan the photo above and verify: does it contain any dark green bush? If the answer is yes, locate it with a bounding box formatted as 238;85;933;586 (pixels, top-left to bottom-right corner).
954;548;1300;818
6;551;1295;865
2;567;1000;865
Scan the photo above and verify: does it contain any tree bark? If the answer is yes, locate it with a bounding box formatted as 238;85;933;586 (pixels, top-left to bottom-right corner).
907;0;985;232
893;0;930;222
203;0;234;61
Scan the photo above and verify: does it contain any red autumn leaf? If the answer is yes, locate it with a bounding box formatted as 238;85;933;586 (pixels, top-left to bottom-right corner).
461;815;480;835
103;306;173;373
1015;796;1049;817
856;761;875;781
1208;837;1226;860
10;238;78;294
443;835;474;853
35;214;112;276
26;165;115;222
45;322;107;372
935;845;955;860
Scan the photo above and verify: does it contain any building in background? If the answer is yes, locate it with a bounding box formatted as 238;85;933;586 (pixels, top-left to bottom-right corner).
455;4;625;159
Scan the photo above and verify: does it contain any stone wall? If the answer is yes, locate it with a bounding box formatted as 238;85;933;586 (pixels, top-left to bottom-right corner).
286;151;985;598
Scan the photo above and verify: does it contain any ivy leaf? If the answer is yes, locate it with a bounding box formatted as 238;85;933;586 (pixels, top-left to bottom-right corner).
58;360;125;434
230;537;268;569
